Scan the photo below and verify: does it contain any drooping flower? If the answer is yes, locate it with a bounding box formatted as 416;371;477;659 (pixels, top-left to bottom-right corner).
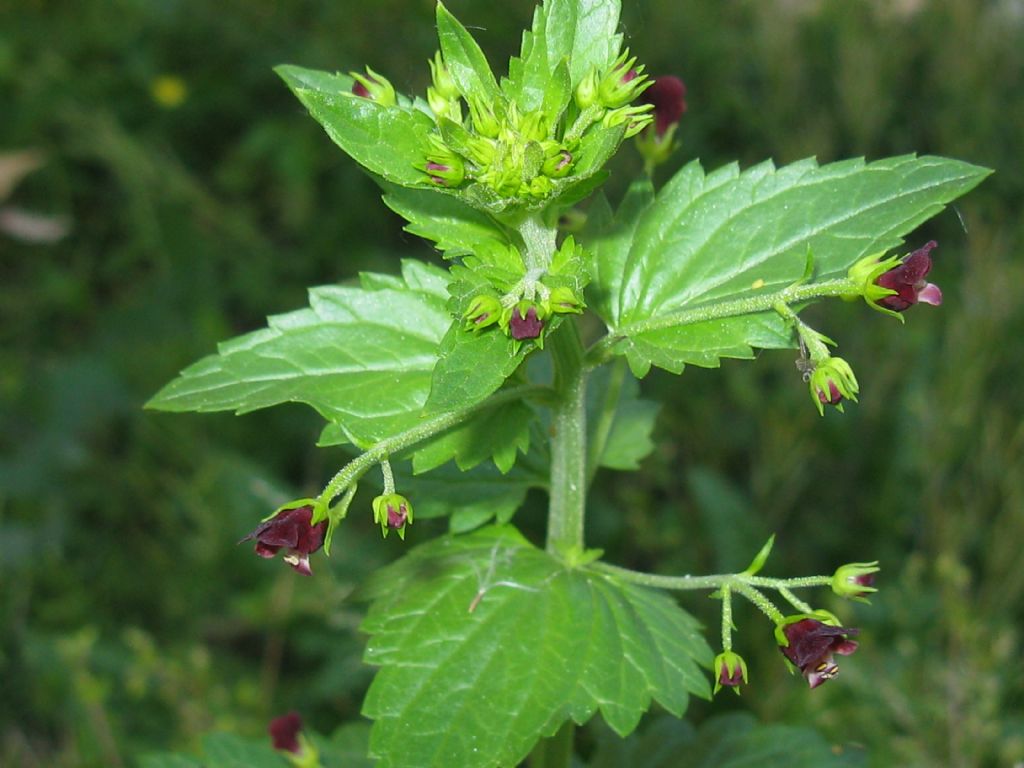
776;616;860;689
269;712;303;754
875;240;942;311
806;356;859;416
240;505;327;576
508;304;544;340
643;75;687;139
713;650;749;695
372;493;414;539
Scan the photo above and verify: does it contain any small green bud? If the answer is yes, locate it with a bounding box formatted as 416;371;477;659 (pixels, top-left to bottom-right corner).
575;68;601;110
350;67;397;107
514;108;549;143
831;562;880;602
713;651;749;695
371;493;413;539
423;136;466;187
597;49;651;108
807;356;858;416
602;104;655;138
428;51;459;100
540;142;573;178
463;294;502;332
545;285;584;315
468;96;501;138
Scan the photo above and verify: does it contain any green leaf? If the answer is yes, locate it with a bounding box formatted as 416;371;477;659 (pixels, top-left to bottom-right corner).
588;712;861;768
613;155;990;327
277;64;435;187
425;322;530;413
436;3;503;106
138;756;204;768
412;398;534;474
148;261;451;448
391;459;542;533
201;733;283;768
315;723;375;767
382;183;512;258
587;361;659;471
361;526;712;768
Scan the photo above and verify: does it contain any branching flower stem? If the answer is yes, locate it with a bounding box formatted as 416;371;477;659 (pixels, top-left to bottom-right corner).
584;278;858;368
313;383;551;520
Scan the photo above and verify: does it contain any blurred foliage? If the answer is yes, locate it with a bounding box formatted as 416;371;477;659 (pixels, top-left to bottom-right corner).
1;0;1021;767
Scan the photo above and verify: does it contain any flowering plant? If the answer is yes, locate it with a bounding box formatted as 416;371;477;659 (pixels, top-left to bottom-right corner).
148;0;988;765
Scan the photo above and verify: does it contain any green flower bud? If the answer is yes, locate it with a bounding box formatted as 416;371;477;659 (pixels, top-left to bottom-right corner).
831;562;880;602
423;136;466;187
371;493;413;539
350;67;397;107
545;285;584;315
602;104;655;138
468;96;501;138
428;51;459;100
597;49;651;108
463;294;502;332
807;356;858;416
540;142;573;178
713;651;749;695
575;68;601;110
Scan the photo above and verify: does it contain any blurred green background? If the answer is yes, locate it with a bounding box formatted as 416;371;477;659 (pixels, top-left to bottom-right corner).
1;0;1020;766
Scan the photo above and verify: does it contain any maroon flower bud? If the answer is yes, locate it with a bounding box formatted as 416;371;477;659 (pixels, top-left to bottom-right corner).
622;68;638;84
372;493;414;539
239;505;327;576
352;81;370;98
643;76;687;138
269;711;303;754
875;240;942;312
816;379;843;406
509;305;543;340
776;618;859;689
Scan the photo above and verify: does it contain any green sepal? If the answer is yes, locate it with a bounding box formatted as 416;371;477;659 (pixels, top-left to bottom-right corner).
846;251;906;320
713;650;749;696
742;534;776;576
831;561;880;603
774;610;843;647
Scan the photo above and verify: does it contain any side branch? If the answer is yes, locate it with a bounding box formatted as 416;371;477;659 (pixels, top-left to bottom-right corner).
313;383;550;519
584;278;858;368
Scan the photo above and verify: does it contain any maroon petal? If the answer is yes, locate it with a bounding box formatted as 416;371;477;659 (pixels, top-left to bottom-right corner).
269;711;302;753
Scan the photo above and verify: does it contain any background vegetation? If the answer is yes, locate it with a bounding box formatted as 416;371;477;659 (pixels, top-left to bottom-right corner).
1;0;1020;765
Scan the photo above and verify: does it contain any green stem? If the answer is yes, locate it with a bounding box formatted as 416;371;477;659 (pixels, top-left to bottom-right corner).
518;213;557;272
592;561;733;591
315;384;549;515
529;721;575;768
778;586;814;614
546;318;588;557
585;357;627;486
585;278;858;368
720;586;733;651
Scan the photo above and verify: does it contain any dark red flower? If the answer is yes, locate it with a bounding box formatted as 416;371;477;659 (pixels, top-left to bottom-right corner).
875;240;942;311
778;618;859;689
643;76;687;138
269;711;303;754
509;306;543;340
240;505;326;576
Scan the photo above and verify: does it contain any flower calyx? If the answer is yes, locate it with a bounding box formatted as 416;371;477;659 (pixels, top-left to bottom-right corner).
831;561;880;602
350;67;397;107
802;356;859;416
847;241;943;317
239;502;327;576
713;650;749;695
635;75;687;172
775;612;860;689
597;49;651;108
372;492;414;539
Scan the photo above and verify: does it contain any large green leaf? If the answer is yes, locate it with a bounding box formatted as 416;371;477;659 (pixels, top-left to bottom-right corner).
412;398;534;474
588;713;863;768
277;64;435;187
436;3;503;106
612;155;990;328
587;362;660;471
381;184;512;258
147;261;451;447
361;526;712;768
424;323;530;413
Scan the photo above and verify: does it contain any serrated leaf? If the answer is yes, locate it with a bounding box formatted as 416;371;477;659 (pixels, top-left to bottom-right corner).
382;183;512;258
277;65;434;187
436;3;503;106
587;362;659;471
614;155;990;327
425;322;530;413
361;526;712;768
201;733;283;768
588;712;860;768
148;261;451;448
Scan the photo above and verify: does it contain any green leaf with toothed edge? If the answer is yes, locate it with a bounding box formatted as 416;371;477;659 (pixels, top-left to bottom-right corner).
276;64;435;188
147;261;452;449
587;154;990;375
360;525;712;768
436;2;503;107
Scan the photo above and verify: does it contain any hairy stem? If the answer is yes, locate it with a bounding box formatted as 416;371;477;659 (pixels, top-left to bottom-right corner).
585;278;858;368
546;318;588;556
